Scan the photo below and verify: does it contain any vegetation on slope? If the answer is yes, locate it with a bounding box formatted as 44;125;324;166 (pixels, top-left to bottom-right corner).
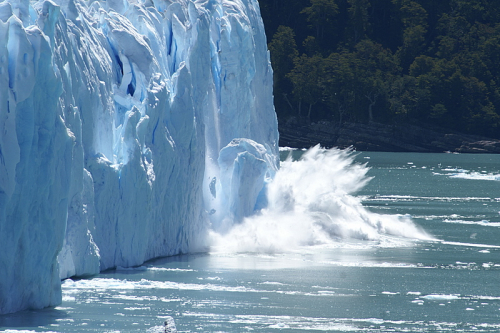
259;0;500;138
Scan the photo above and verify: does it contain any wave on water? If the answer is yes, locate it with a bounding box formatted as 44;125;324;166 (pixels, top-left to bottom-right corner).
210;146;432;253
435;169;500;181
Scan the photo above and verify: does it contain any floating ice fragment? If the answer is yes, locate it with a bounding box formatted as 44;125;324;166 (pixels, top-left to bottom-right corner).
421;294;460;301
269;323;289;329
164;316;177;333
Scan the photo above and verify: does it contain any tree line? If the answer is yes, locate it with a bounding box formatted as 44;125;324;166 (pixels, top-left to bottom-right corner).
259;0;500;138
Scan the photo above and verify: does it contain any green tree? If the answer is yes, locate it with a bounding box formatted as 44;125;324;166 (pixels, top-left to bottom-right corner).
268;26;299;83
408;55;500;133
303;36;320;56
393;0;429;72
301;0;339;41
287;54;324;120
354;40;400;121
388;75;423;120
347;0;371;46
450;0;488;23
321;51;359;124
268;26;298;116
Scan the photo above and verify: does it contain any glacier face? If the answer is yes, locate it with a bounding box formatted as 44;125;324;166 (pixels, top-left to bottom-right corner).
0;0;278;314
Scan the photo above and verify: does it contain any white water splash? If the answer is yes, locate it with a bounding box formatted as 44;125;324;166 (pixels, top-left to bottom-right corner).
210;146;432;253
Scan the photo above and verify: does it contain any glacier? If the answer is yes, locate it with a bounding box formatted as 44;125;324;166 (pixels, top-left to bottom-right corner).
0;0;278;314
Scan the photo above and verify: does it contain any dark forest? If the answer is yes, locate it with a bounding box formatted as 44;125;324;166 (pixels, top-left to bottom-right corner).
259;0;500;138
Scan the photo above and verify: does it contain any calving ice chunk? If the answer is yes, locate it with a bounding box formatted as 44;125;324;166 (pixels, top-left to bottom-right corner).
0;0;278;314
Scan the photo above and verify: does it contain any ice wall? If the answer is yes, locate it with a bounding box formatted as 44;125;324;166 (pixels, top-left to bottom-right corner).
0;0;278;314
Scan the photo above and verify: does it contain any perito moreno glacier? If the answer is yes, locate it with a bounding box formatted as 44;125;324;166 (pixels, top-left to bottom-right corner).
0;0;278;314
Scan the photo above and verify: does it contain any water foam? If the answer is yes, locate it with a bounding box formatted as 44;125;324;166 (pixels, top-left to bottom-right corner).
436;169;500;181
62;278;260;293
210;146;432;253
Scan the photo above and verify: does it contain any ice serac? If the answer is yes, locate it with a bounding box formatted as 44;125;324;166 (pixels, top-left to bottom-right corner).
0;0;278;314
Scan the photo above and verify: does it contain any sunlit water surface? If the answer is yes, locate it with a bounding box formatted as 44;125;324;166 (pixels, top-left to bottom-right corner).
2;150;500;332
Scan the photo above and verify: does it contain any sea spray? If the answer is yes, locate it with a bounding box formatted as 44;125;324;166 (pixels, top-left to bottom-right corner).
210;146;432;253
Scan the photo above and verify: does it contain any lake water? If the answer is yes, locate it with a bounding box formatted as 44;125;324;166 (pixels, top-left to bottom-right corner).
2;150;500;332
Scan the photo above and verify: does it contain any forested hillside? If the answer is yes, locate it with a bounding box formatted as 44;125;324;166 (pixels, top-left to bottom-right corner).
259;0;500;139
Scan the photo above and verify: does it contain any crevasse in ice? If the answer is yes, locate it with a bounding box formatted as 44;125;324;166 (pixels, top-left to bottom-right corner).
0;0;278;314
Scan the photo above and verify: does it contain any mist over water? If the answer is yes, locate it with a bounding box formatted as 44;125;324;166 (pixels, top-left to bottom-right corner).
210;146;432;253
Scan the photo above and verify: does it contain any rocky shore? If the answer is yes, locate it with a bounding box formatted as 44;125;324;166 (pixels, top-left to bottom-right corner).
279;120;500;153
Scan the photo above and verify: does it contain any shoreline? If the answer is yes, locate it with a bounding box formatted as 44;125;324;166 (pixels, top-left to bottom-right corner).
279;120;500;154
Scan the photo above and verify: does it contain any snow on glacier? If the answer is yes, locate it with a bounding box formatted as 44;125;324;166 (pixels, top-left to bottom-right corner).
0;0;278;314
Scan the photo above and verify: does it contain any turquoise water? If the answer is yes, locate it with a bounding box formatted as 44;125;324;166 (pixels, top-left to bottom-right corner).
2;151;500;332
